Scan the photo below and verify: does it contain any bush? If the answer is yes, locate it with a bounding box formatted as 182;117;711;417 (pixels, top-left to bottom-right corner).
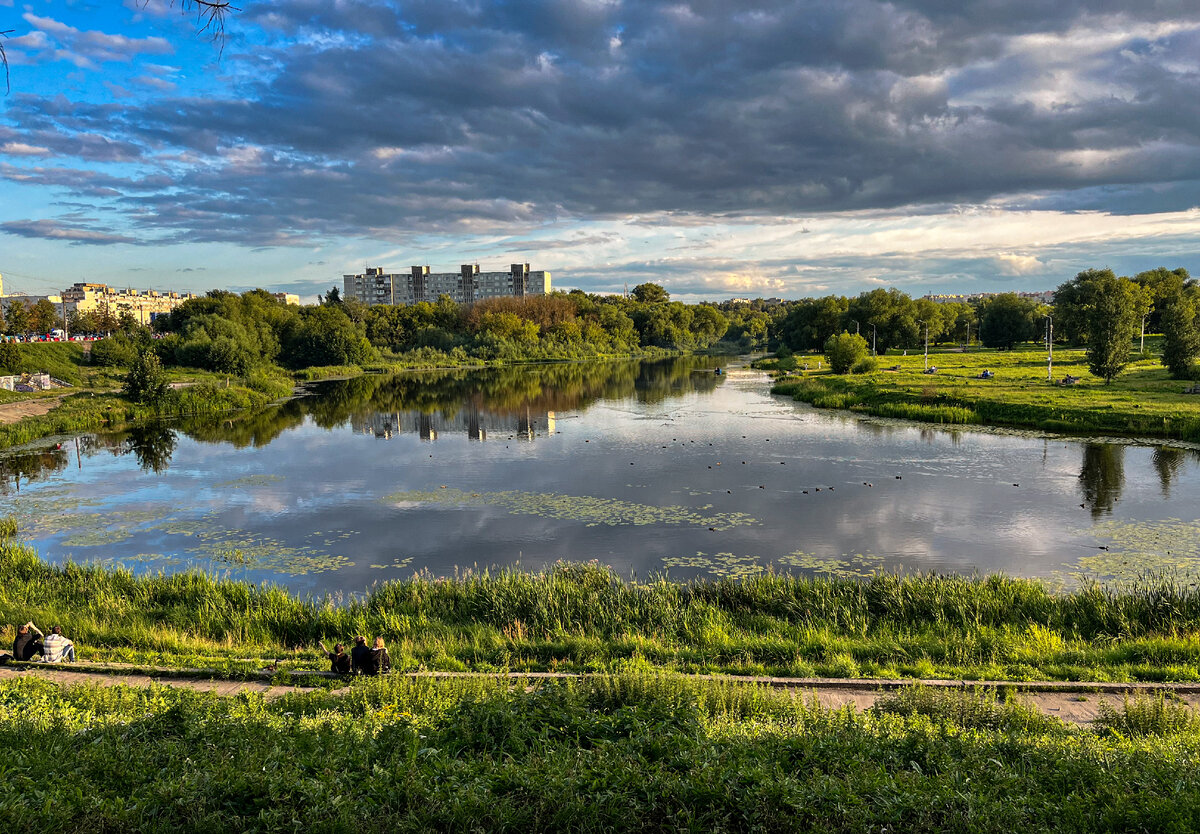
122;351;172;406
823;332;869;374
90;335;140;368
851;356;878;374
0;341;20;373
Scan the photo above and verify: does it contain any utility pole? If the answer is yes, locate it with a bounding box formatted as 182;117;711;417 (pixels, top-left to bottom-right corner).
1045;315;1054;381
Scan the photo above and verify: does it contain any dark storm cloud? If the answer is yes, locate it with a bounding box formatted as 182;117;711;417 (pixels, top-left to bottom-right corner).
4;0;1199;246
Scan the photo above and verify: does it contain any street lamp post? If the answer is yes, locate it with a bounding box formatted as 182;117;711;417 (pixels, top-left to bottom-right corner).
964;322;970;350
851;319;860;335
1141;313;1148;354
870;323;877;356
1045;315;1054;381
917;320;929;370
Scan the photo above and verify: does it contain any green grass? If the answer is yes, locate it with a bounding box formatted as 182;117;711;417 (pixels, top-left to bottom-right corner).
2;673;1200;832
770;343;1200;440
7;527;1200;683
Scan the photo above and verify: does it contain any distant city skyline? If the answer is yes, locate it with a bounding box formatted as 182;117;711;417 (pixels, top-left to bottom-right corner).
1;2;1197;303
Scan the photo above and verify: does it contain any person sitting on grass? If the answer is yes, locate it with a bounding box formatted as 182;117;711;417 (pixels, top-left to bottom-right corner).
366;636;391;676
350;635;371;675
318;640;352;674
41;626;75;663
13;622;44;661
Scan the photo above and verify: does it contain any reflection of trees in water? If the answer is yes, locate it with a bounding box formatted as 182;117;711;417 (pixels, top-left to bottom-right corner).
1151;445;1200;497
180;400;307;448
0;447;70;492
1079;443;1125;518
122;424;178;474
298;356;728;428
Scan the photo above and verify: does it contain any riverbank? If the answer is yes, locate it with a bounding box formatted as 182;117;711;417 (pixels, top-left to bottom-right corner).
767;344;1200;441
6;528;1200;684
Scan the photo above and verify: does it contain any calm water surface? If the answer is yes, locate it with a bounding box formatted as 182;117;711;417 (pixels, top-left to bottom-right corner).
4;356;1199;593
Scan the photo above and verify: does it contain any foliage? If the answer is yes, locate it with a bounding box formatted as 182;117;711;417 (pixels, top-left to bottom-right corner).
1160;288;1200;379
89;334;140;368
824;331;869;373
978;293;1040;350
851;356;878;374
121;351;172;406
631;282;670;303
1085;273;1141;383
0;340;18;373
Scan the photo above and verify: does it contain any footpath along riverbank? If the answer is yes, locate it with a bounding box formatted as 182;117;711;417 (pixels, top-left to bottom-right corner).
5;661;1199;726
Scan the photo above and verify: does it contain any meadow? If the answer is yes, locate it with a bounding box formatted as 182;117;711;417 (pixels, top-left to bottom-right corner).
767;341;1200;441
7;525;1200;683
2;672;1200;832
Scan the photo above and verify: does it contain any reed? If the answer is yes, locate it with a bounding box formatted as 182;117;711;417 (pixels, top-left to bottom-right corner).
6;532;1200;682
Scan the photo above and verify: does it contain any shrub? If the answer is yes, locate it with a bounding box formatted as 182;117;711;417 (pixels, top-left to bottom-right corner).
823;331;869;374
122;351;172;406
90;336;139;368
0;341;20;373
851;356;878;374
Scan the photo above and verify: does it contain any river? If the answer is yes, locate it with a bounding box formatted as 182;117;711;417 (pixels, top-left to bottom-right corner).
3;356;1199;593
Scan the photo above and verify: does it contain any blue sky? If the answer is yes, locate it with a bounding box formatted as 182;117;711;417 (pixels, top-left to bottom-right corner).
1;0;1198;303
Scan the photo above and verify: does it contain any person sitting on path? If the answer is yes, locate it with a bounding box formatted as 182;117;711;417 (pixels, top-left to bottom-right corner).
318;640;352;674
350;635;371;675
40;626;75;663
13;622;44;661
366;636;391;676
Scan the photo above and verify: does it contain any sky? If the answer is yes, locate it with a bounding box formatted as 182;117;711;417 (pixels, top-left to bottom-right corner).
0;0;1198;303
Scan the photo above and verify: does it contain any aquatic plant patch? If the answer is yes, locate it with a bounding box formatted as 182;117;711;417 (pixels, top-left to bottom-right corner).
385;487;759;530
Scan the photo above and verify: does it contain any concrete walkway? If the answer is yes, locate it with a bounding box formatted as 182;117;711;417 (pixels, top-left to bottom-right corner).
3;661;1199;725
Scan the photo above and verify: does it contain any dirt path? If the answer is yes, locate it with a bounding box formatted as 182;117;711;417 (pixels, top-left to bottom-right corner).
0;394;67;425
4;664;1199;725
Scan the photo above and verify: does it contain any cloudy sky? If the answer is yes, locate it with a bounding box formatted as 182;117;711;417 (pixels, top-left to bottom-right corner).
1;0;1198;302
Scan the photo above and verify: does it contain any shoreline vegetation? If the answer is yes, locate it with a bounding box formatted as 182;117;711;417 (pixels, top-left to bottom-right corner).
6;525;1200;684
763;341;1200;442
6;527;1200;830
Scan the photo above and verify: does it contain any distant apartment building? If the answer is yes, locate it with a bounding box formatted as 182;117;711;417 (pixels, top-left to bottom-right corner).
343;264;552;306
922;291;1055;305
272;292;301;305
58;283;198;325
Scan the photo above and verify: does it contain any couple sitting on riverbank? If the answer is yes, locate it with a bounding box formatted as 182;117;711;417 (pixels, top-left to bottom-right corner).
8;622;76;664
319;636;390;676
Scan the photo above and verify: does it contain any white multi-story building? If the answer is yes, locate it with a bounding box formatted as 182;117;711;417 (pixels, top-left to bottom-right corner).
343;264;552;306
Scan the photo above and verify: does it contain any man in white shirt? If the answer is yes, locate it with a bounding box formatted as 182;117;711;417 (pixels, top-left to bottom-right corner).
41;626;75;663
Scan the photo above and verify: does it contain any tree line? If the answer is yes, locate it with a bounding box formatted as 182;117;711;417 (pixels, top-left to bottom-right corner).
780;267;1197;382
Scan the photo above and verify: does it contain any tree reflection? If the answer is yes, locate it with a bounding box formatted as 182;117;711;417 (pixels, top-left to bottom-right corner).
0;447;70;493
1079;443;1125;518
123;424;178;474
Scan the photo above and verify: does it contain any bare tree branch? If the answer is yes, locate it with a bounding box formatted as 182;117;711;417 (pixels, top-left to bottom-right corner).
1;4;238;94
1;30;11;95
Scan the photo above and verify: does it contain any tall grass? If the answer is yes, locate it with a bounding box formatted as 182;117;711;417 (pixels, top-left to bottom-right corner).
7;531;1200;681
1;672;1199;832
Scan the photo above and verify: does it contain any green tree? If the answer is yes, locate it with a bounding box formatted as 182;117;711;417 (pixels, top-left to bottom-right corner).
0;340;20;373
1085;274;1141;383
823;332;869;374
779;295;850;351
30;299;58;334
1160;290;1200;379
123;351;171;406
631;283;669;304
845;288;918;353
4;300;29;336
978;294;1038;350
